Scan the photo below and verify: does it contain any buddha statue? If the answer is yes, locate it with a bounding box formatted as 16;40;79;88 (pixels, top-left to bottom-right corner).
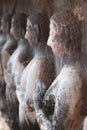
19;12;55;130
5;13;32;130
0;14;17;111
34;10;87;130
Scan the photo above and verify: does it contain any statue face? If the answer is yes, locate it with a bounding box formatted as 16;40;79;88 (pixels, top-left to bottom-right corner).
10;22;15;38
25;19;38;46
10;20;20;40
47;20;66;57
1;18;9;34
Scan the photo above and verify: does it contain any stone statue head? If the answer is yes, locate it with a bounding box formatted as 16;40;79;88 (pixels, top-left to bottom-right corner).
25;12;49;47
10;13;27;40
1;14;12;34
47;10;82;57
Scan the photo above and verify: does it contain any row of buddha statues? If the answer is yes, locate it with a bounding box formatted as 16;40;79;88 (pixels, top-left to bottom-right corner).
0;7;87;130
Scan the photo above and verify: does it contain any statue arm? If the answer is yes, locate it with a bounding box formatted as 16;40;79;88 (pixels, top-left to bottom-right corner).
1;51;10;72
1;37;17;73
52;97;68;130
33;80;52;130
15;64;25;104
4;61;15;88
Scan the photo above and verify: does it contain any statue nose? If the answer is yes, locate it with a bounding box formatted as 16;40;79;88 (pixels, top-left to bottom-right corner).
47;37;51;47
25;31;28;39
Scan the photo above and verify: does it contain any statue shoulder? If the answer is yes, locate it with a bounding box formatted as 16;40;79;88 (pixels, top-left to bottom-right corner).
2;34;17;55
0;34;6;46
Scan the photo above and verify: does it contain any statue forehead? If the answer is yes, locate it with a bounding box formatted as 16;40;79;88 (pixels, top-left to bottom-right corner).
50;20;60;28
50;19;65;33
27;18;32;27
50;15;68;27
49;20;57;33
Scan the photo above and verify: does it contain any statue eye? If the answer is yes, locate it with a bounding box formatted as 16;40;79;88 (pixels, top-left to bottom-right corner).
51;34;58;43
26;26;33;32
50;31;57;37
29;26;35;32
54;34;57;39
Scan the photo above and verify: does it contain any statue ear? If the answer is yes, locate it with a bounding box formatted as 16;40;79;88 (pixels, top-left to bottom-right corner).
33;24;39;35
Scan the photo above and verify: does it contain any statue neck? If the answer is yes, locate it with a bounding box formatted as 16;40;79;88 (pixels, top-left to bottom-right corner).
18;38;28;47
34;45;53;58
62;53;82;66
